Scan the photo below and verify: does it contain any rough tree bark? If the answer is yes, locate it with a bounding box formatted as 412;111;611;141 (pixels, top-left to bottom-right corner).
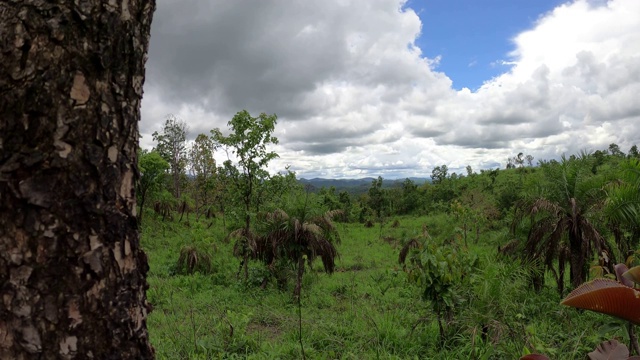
0;1;155;359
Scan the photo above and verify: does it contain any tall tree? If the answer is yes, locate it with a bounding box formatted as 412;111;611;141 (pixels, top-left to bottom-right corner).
431;165;448;184
525;154;535;167
368;176;385;219
187;133;218;218
400;178;419;214
466;165;474;177
0;1;155;358
153;115;188;198
515;152;525;168
213;110;279;233
609;143;624;157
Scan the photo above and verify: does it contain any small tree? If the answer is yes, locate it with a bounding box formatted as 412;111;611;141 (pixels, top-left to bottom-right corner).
368;176;386;238
257;208;341;298
213;110;279;233
609;143;625;157
400;230;478;343
214;111;279;279
138;150;169;225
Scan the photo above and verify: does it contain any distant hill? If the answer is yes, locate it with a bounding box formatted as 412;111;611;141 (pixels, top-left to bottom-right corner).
298;177;430;195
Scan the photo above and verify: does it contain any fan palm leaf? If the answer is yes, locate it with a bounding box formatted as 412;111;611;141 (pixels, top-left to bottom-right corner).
250;208;340;297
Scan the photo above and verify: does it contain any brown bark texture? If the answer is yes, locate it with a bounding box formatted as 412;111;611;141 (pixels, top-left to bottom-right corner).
0;1;155;358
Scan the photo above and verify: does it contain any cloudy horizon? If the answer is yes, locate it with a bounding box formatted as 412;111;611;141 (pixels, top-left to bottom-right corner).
140;0;640;179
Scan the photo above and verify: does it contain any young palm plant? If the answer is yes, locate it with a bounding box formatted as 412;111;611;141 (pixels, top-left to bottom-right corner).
229;227;258;280
257;208;342;299
515;154;610;291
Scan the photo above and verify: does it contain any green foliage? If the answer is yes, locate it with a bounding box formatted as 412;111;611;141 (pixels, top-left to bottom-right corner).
399;178;419;214
368;176;385;219
213;110;279;231
143;211;635;359
153;189;178;221
431;164;448;185
139;150;170;191
263;169;303;212
187;133;219;219
515;154;610;291
138;149;169;224
402;232;479;342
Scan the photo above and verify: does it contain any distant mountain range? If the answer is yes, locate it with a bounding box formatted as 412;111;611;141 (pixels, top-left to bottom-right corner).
298;177;430;194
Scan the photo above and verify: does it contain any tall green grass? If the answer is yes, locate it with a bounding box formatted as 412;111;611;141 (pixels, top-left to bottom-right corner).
141;211;625;359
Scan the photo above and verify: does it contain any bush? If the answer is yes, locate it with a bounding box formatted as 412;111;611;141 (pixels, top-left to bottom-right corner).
173;242;216;275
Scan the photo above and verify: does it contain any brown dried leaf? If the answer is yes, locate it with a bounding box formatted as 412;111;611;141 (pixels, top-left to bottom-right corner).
587;339;628;360
622;265;640;285
615;263;634;287
561;278;640;325
520;354;551;360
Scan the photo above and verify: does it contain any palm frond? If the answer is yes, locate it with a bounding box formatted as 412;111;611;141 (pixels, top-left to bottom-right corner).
229;228;257;258
305;233;338;274
543;217;569;269
579;217;606;258
249;207;342;292
525;215;565;264
399;238;422;265
311;209;343;244
604;182;640;226
301;222;322;236
498;239;521;258
529;198;562;217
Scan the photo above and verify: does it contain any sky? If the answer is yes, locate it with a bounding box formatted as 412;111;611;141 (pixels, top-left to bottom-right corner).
140;0;640;179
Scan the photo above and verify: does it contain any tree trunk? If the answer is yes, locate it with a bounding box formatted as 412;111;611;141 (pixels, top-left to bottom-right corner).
569;230;585;289
294;255;305;300
139;187;148;226
0;1;155;359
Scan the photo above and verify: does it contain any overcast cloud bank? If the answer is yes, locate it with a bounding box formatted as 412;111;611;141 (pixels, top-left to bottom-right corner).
141;0;640;179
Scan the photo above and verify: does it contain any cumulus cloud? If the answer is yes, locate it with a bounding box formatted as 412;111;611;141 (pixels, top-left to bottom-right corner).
141;0;640;179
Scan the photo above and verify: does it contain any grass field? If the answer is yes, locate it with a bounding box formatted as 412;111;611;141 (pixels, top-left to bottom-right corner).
141;210;626;359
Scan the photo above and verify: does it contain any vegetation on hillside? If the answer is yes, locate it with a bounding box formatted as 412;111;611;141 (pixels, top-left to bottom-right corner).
139;111;640;359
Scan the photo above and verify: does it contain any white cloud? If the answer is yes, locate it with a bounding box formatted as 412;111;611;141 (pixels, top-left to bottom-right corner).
141;0;640;179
